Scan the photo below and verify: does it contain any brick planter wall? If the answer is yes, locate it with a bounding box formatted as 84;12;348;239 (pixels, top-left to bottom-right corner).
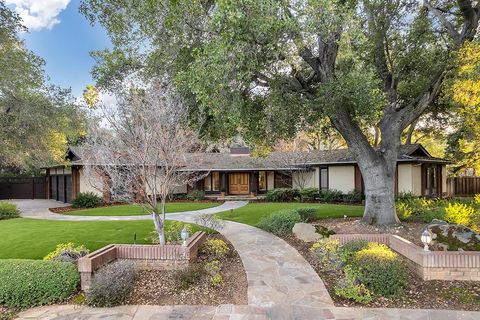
330;234;480;281
78;231;207;290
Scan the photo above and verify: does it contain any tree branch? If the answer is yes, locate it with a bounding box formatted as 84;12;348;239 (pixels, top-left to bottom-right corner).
423;0;462;43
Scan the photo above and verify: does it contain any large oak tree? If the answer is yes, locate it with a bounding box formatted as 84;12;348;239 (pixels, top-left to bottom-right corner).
81;0;479;225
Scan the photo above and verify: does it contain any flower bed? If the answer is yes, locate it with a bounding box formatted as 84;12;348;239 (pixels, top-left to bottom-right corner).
283;235;480;310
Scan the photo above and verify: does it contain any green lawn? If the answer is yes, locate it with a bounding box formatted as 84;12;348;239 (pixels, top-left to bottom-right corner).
0;218;203;260
64;202;220;216
216;202;365;225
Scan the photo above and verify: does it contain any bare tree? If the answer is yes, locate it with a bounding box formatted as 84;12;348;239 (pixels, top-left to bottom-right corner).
272;151;315;190
83;82;206;245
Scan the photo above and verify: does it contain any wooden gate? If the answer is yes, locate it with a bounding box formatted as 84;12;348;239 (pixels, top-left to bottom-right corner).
447;177;480;197
0;177;47;200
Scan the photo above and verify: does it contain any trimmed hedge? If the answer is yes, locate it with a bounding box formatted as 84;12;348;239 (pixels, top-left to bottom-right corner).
257;209;302;236
0;260;79;309
72;192;102;209
0;202;19;220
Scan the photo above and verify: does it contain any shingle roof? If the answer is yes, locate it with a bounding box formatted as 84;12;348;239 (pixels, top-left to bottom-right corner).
66;143;451;170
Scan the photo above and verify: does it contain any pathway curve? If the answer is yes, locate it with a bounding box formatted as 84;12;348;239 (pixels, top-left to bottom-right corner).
168;210;334;319
11;199;248;221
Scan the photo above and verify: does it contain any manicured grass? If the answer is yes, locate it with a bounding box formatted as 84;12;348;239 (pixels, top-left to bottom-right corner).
0;218;203;260
65;202;220;216
216;202;364;226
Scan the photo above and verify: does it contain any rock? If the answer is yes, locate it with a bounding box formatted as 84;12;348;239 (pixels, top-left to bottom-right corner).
426;220;480;251
292;223;323;242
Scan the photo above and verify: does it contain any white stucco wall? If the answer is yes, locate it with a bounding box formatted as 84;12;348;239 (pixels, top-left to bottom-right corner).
441;165;447;195
328;166;355;193
267;171;275;190
79;168;103;196
411;164;422;196
397;164;413;194
292;170;317;189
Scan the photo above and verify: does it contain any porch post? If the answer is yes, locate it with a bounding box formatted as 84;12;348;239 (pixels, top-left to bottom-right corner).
220;172;227;196
250;171;258;196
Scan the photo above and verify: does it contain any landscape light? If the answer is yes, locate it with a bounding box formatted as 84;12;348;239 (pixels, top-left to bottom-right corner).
421;229;432;252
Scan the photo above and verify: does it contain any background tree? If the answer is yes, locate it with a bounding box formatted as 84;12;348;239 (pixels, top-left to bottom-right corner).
0;1;84;172
81;0;479;225
83;82;206;245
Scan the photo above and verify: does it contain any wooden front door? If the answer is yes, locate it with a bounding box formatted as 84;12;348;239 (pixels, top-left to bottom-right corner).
229;173;250;195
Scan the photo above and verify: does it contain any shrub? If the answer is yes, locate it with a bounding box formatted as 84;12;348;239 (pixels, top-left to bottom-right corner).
265;188;300;202
310;238;342;270
444;202;479;231
0;260;79;309
0;202;19;220
175;265;204;290
86;260;136;307
204;260;223;287
194;213;225;230
352;243;408;297
334;265;372;304
72;192;102;209
343;190;362;203
201;239;229;259
395;202;413;221
338;240;369;265
43;243;89;263
296;207;318;222
314;225;336;238
318;189;343;202
148;221;192;244
186;190;205;201
395;192;418;202
256;209;302;236
473;194;480;208
299;188;319;201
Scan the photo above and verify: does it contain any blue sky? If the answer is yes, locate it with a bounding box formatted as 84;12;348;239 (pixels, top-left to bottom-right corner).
8;0;111;97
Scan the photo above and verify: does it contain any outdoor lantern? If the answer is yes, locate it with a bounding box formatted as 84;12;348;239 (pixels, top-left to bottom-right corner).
181;227;190;246
421;229;433;252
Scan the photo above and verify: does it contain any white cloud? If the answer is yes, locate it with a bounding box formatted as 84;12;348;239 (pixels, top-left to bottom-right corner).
6;0;71;31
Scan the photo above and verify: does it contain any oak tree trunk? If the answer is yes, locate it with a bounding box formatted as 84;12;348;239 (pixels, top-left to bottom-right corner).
358;160;399;225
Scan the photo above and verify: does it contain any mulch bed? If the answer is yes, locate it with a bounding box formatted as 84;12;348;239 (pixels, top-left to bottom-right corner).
49;199;222;214
283;232;480;311
125;234;248;305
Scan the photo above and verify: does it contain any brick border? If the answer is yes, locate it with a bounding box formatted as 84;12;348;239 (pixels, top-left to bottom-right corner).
330;234;480;281
78;231;207;290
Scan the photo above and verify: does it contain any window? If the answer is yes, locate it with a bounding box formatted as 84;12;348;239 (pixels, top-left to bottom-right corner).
204;174;212;191
212;172;220;191
258;171;266;190
274;172;292;188
425;165;437;196
320;167;328;190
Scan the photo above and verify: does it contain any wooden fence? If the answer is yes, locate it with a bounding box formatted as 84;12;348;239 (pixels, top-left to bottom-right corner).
447;177;480;197
0;177;46;200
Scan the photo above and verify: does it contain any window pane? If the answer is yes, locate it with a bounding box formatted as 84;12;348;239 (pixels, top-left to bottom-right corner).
204;174;212;191
320;168;328;190
212;172;220;191
259;171;266;190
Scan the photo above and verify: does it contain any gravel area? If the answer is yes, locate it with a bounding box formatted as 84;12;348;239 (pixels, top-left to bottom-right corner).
125;235;248;306
283;234;480;311
313;218;427;247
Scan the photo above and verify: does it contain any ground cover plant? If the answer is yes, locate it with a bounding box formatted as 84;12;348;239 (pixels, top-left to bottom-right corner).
0;218;207;259
0;259;79;309
71;192;102;209
63;202;220;216
217;203;364;226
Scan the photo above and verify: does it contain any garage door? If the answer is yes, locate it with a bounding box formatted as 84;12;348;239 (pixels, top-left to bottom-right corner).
50;175;72;203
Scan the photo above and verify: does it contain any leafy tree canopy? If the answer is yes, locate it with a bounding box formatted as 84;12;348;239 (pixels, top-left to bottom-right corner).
0;1;85;172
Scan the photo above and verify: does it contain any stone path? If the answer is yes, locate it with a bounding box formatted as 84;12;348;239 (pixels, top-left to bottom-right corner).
11;199;248;221
168;210;334;319
11;200;480;319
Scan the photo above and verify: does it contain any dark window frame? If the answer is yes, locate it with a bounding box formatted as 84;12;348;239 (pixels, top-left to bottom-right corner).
319;166;329;190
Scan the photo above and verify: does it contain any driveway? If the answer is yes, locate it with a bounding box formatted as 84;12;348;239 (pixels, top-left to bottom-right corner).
9;199;248;221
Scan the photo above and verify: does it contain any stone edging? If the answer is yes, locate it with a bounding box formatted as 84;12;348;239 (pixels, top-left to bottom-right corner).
77;231;207;290
330;233;480;281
